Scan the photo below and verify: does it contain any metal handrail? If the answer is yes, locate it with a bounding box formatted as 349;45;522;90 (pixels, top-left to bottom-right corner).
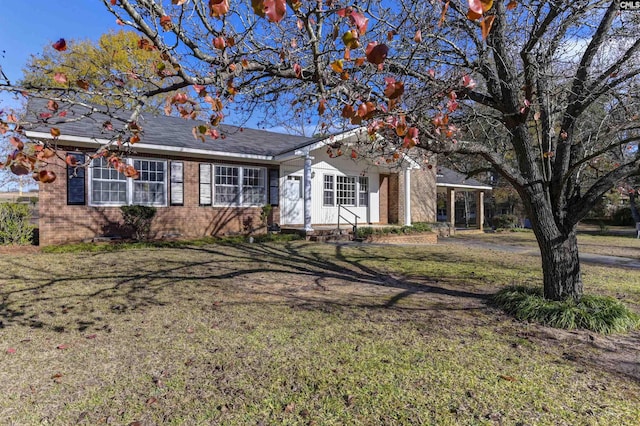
337;204;360;235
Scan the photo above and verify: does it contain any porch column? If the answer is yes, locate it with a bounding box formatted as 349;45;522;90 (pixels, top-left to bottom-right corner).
303;154;314;232
446;187;456;235
476;190;485;231
404;167;412;226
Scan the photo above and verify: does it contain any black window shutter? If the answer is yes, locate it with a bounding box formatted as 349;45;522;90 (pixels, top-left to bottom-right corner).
67;153;86;205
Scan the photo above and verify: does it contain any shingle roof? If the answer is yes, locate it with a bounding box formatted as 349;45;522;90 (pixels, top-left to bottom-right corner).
436;167;492;189
24;98;318;157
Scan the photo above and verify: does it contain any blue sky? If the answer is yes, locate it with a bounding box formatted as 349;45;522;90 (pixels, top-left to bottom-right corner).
0;0;119;108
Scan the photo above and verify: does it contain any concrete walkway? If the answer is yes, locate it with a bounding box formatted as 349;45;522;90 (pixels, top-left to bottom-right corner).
442;236;640;270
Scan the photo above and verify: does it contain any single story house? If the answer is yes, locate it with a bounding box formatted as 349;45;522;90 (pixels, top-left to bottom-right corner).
24;101;444;246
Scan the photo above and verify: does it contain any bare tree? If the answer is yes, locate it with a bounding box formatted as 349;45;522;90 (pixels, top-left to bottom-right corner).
1;0;639;301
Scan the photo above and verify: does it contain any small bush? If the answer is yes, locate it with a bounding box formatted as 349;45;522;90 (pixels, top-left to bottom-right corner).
0;203;35;245
492;214;519;229
356;223;433;239
492;286;640;334
611;207;634;226
120;205;157;241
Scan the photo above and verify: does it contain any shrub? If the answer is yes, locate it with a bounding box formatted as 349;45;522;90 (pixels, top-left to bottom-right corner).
611;207;634;226
355;223;433;239
492;214;519;229
120;205;157;241
0;203;35;245
492;286;639;334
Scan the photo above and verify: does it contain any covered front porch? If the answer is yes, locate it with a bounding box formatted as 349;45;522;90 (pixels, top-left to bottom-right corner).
436;168;493;235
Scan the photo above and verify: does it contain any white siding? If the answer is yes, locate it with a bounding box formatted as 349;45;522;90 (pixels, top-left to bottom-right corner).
280;148;381;225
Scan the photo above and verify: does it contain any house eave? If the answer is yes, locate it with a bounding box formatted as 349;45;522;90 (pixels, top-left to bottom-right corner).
25;131;277;163
436;183;493;191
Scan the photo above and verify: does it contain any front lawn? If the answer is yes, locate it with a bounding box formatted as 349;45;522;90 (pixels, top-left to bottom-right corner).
1;238;639;424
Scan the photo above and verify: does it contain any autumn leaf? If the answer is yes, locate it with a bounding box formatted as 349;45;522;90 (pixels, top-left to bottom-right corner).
318;98;327;115
47;100;59;111
507;0;517;10
481;15;495;40
56;344;69;350
50;128;61;138
52;38;67;51
6;348;16;354
9;136;24;150
330;60;344;73
54;73;68;84
342;30;360;49
209;0;230;17
172;0;188;4
293;63;302;78
384;77;404;99
365;42;389;66
499;374;517;382
461;74;477;89
414;30;422;43
264;0;287;23
160;15;173;31
213;36;226;50
65;155;78;167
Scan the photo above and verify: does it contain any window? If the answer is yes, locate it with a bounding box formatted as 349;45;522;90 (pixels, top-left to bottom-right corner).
199;164;212;206
133;159;166;205
91;157;127;205
359;176;369;207
324;174;369;207
243;167;266;205
336;175;356;206
268;169;279;206
67;152;85;205
214;166;239;205
200;164;267;206
170;162;184;206
90;157;166;206
323;175;334;206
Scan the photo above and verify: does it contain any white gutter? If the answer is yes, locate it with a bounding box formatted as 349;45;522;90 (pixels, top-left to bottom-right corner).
25;131;276;163
436;182;493;191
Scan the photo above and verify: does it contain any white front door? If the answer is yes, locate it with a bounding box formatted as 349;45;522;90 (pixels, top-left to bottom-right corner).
282;175;304;224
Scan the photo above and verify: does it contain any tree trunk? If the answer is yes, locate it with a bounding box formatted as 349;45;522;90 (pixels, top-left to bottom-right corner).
629;191;640;224
537;230;584;301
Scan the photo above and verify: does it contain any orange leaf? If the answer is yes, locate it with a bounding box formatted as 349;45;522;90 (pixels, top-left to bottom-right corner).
365;42;389;66
330;60;344;73
209;0;230;17
65;155;78;167
414;30;422;43
160;15;173;31
52;38;67;51
507;0;517;10
481;15;495;40
54;73;68;84
50;128;61;138
213;36;226;50
318;98;326;115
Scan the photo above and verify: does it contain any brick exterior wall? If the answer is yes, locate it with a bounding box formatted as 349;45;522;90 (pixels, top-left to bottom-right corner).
388;173;399;224
410;167;437;223
38;149;279;246
378;174;389;224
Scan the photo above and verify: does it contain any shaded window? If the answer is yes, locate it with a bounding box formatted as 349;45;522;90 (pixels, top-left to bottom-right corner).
67;152;86;205
323;175;334;206
170;162;184;206
199;164;212;206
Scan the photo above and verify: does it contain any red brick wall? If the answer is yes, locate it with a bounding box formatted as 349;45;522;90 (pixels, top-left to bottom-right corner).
378;174;389;224
38;149;279;246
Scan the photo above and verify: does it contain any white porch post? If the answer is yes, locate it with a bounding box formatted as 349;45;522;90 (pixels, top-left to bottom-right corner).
476;190;485;231
404;167;412;226
447;187;456;236
303;154;314;232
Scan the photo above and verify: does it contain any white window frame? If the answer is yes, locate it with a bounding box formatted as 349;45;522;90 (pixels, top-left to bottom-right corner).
89;157;167;207
323;175;335;206
324;174;369;208
200;163;267;207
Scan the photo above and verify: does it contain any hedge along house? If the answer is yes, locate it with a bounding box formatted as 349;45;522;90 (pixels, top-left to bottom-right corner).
24;101;436;246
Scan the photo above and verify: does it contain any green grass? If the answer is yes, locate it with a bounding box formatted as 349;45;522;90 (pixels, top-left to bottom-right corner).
493;286;640;334
1;237;639;424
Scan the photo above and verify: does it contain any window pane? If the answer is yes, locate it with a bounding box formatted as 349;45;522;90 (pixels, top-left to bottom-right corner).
336;176;356;205
242;167;265;205
91;157;127;206
323;175;334;206
359;176;368;207
132;159;167;206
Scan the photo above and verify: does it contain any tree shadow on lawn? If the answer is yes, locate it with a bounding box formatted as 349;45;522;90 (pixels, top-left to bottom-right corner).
1;241;639;382
0;241;498;334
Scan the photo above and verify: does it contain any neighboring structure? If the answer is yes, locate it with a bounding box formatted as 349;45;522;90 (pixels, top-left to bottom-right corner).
435;167;493;233
25;102;437;245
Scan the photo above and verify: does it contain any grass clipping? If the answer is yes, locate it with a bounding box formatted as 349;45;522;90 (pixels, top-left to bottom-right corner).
492;286;639;334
